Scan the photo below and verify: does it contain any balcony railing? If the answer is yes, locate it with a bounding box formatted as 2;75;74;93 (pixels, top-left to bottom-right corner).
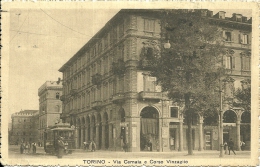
91;101;103;110
111;93;125;104
139;91;168;100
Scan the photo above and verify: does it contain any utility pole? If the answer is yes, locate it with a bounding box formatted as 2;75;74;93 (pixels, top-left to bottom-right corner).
219;79;224;158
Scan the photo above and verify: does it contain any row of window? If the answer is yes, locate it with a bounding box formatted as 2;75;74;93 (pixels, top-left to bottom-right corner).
224;31;250;44
225;55;251;71
39;92;61;103
64;18;155;78
17;118;32;123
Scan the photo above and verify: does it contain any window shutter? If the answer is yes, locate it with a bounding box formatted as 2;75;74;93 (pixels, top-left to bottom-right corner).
222;30;225;38
232;56;236;69
231;32;234;42
239;34;242;44
248;34;251;44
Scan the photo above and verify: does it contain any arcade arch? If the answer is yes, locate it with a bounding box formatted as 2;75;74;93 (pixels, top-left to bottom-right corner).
140;106;159;151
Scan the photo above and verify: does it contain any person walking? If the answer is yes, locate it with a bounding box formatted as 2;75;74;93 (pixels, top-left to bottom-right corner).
223;141;228;154
240;140;245;151
56;136;65;158
20;142;24;154
228;138;236;155
90;140;96;152
32;142;36;154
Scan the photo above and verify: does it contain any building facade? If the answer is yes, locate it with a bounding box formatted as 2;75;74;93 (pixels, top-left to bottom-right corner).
59;10;251;152
10;110;39;145
38;81;63;145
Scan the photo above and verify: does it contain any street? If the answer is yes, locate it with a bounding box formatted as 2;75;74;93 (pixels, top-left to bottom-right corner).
8;145;250;159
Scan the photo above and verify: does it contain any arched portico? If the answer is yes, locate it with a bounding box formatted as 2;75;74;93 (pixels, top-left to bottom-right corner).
140;106;159;151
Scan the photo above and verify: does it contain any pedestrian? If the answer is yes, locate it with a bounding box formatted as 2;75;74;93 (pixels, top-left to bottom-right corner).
240;140;245;151
90;140;96;152
32;142;36;154
20;142;24;154
148;140;153;151
56;136;65;158
228;138;236;155
223;141;228;154
124;142;129;152
24;142;29;154
83;141;87;150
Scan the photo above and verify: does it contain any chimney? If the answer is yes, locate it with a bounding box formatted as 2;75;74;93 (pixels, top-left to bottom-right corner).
218;11;226;19
242;16;247;22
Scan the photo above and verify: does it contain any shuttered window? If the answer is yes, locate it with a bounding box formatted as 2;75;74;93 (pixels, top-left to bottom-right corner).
144;19;155;32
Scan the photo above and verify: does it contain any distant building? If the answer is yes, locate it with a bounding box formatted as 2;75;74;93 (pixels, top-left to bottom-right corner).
38;81;63;145
59;9;251;152
10;110;39;145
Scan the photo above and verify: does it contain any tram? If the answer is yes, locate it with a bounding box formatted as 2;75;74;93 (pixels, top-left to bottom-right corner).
44;122;75;155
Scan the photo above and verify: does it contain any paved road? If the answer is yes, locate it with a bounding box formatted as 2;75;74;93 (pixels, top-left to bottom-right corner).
8;145;250;159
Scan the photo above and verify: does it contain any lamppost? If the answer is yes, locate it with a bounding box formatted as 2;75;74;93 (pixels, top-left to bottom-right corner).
218;79;224;158
215;77;224;157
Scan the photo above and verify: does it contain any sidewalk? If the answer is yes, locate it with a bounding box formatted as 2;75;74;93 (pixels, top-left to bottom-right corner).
9;145;250;159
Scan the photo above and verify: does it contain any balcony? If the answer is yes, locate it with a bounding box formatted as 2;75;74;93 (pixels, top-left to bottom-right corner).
138;59;153;70
91;101;103;110
111;93;125;104
70;89;77;96
60;95;65;101
139;91;168;101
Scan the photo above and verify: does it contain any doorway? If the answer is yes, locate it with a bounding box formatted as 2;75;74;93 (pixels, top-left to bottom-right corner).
140;106;159;151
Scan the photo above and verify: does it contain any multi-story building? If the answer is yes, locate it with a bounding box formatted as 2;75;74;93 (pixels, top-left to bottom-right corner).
38;81;63;145
10;110;39;145
59;10;251;152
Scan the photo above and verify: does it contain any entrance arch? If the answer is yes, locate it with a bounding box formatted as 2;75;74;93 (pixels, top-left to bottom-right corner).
223;110;237;123
241;111;251;150
140;106;159;151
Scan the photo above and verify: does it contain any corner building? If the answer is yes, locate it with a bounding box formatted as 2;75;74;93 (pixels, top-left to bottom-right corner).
38;81;63;145
59;10;251;152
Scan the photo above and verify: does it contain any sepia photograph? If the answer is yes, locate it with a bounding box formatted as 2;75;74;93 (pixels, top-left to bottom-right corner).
1;1;258;166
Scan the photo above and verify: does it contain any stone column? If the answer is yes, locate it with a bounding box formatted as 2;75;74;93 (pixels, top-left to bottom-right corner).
101;123;106;149
85;125;88;143
96;124;100;149
74;127;78;148
198;116;204;151
179;118;183;151
109;123;113;149
81;127;84;148
236;119;241;151
90;125;93;141
175;128;179;151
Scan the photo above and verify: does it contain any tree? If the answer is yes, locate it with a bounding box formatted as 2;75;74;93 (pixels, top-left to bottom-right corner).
148;10;227;155
234;86;251;112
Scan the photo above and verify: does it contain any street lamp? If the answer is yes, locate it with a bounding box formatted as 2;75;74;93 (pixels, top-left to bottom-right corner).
219;83;224;158
164;40;171;49
215;79;224;158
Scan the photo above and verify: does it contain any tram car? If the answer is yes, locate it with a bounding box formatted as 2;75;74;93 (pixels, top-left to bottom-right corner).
44;122;75;155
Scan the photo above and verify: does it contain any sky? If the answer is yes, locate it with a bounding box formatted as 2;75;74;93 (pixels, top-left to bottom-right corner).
7;8;252;121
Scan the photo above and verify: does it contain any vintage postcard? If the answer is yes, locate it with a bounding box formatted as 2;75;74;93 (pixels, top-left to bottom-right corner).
1;1;259;166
